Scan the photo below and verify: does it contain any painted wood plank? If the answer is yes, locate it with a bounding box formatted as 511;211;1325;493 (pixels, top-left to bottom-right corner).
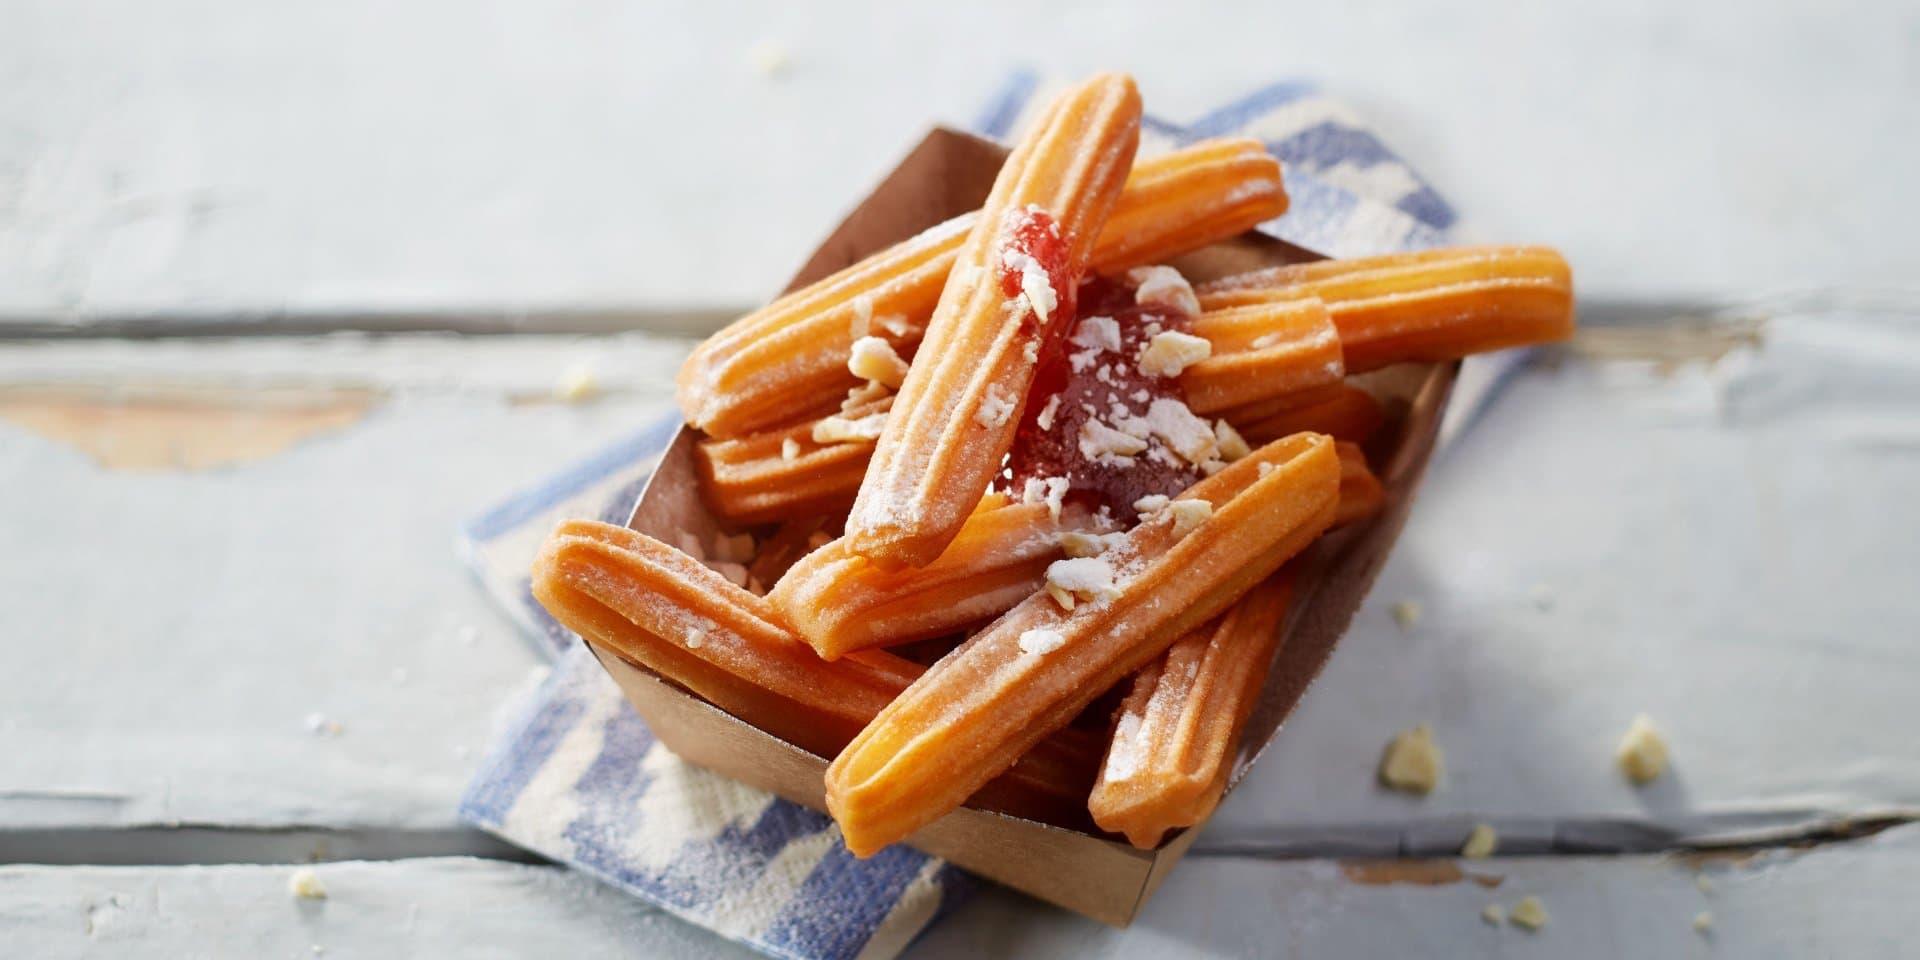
0;333;690;832
4;0;1916;330
1202;295;1920;854
5;827;1919;958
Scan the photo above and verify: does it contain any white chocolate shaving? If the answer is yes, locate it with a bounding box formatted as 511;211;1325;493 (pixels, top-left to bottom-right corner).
1070;315;1123;353
1616;714;1669;784
848;335;908;388
1079;419;1149;460
1035;394;1061;431
976;386;1016;429
850;294;874;339
1214;419;1252;460
1002;251;1056;325
813;411;887;444
1168;498;1212;536
1136;330;1213;378
1017;628;1067;657
1379;723;1443;794
1127;265;1201;316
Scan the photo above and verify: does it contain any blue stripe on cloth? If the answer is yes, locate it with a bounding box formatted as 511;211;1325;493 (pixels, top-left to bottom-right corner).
462;414;680;543
972;68;1039;140
1182;80;1319;139
457;662;592;826
644;802;834;913
762;843;929;959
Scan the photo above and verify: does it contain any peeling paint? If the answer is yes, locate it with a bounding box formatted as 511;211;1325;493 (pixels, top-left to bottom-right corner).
0;384;379;471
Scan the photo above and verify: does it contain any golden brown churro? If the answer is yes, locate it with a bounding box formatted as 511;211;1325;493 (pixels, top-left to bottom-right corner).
1184;298;1344;414
773;495;1102;660
1233;383;1386;445
826;433;1340;855
677;137;1288;439
846;73;1143;567
1088;568;1297;848
1334;440;1386;526
532;519;1101;821
695;395;890;525
1196;246;1575;372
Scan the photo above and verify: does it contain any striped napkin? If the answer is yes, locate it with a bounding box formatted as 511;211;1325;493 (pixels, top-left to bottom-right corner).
458;78;1462;960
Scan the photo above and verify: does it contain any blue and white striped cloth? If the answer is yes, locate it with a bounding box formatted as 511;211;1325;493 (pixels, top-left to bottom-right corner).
459;79;1466;960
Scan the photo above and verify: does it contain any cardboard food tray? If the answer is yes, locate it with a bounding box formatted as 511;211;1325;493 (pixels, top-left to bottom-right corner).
588;127;1457;927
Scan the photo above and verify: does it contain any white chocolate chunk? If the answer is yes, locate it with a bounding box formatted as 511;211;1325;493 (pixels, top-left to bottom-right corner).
1080;419;1149;459
976;386;1016;429
1127;265;1201;316
813;411;888;444
850;294;874;339
1137;330;1213;378
1461;823;1499;859
1046;556;1116;603
842;379;891;411
1132;494;1170;516
1046;583;1077;611
1482;904;1505;926
781;437;801;461
1214;419;1252;460
1035;393;1062;431
1003;251;1056;325
1058;531;1105;558
1070;315;1122;353
848;335;908;388
1379;723;1442;794
1018;628;1067;656
1616;714;1669;784
288;868;327;900
1509;896;1548;931
684;628;707;650
1168;499;1212;536
1132;398;1218;465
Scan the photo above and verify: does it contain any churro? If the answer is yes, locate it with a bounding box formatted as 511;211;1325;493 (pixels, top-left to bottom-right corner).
1234;383;1386;445
1090;137;1287;270
1184;298;1344;414
678;136;1287;439
695;395;889;525
1196;246;1575;372
1088;568;1297;848
532;519;1100;820
826;433;1340;855
847;73;1142;566
772;494;1103;661
1334;440;1386;527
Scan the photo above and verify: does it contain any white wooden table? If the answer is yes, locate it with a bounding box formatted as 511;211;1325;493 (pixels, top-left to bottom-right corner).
4;2;1918;956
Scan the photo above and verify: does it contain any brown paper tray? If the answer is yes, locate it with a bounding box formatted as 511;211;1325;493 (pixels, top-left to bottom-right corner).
585;127;1456;926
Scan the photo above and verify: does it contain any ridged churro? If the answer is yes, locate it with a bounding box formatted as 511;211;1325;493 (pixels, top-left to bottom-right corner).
1184;298;1344;414
532;519;1101;821
1088;568;1296;848
1233;383;1386;445
678;136;1287;439
1195;246;1575;372
826;433;1340;855
534;520;910;757
1334;440;1385;527
695;395;890;525
1090;137;1287;270
847;73;1143;567
773;495;1102;660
